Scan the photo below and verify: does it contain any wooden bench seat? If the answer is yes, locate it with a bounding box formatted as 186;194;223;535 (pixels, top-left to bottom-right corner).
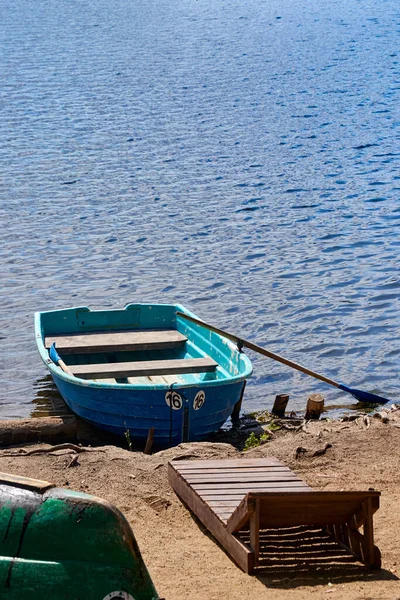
168;458;381;574
45;329;187;354
69;357;217;379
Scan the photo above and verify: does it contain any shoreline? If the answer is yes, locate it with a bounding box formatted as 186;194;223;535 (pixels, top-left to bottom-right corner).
0;409;399;598
0;398;393;451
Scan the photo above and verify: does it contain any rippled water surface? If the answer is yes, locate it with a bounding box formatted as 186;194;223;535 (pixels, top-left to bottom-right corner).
1;0;399;419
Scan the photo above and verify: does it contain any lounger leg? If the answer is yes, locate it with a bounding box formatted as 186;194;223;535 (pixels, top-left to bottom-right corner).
249;499;260;568
346;508;381;569
361;498;381;568
347;516;363;561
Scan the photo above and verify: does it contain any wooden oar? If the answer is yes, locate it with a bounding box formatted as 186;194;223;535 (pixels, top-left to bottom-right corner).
176;312;390;404
49;343;73;376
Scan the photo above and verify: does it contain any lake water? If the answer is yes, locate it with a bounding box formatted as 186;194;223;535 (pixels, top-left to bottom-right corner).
1;0;399;420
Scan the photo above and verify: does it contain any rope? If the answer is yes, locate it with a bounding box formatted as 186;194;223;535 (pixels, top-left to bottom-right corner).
169;382;174;445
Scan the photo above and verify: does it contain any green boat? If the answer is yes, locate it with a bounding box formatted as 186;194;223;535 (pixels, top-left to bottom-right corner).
0;472;161;600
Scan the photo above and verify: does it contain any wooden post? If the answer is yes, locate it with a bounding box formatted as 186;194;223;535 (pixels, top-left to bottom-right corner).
144;427;155;455
272;394;289;417
305;394;324;420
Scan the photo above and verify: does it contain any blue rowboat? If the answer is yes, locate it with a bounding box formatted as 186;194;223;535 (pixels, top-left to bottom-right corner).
35;304;252;447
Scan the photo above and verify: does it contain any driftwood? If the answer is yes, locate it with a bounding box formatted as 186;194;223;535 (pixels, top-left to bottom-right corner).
20;443;98;455
0;443;105;458
0;416;111;448
0;417;77;447
67;454;80;468
295;442;333;459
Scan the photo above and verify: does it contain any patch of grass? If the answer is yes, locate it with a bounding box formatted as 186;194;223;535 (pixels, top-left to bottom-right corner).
268;421;282;432
255;412;271;423
244;410;272;422
243;431;271;451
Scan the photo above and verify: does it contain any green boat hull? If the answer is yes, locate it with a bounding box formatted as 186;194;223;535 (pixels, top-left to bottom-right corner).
0;473;160;600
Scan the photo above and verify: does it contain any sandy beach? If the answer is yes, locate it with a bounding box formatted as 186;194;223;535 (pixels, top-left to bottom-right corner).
0;411;399;600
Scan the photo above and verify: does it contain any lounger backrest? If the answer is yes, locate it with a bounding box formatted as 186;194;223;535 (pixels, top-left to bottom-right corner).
227;490;380;532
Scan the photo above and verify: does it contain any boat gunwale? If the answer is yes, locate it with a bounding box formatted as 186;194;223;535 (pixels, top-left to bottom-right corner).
35;304;253;391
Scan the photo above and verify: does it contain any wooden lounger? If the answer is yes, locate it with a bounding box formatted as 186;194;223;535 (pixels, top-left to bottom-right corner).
45;329;187;354
168;458;381;574
69;357;218;379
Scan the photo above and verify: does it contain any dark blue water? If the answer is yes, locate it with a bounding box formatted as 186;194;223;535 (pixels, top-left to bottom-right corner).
1;0;399;419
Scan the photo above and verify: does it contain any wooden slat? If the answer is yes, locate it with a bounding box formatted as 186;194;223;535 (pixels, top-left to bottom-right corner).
69;357;217;379
192;480;302;493
203;486;312;503
172;458;283;469
213;508;238;516
148;375;170;384
177;467;291;475
162;374;183;384
183;473;300;484
200;484;312;500
206;501;244;508
216;513;237;522
45;329;187;354
126;376;152;385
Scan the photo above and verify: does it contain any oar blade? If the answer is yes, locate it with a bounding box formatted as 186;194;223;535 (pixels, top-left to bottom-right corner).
338;384;389;405
49;342;61;364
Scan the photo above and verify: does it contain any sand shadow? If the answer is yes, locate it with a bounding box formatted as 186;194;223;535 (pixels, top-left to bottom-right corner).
246;525;398;589
186;513;397;587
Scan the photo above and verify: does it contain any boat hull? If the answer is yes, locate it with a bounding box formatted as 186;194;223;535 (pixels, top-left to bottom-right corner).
52;372;245;446
0;474;159;599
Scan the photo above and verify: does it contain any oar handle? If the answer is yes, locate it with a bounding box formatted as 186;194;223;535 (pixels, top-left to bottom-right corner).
176;312;340;389
49;343;73;376
58;358;73;376
243;339;340;387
